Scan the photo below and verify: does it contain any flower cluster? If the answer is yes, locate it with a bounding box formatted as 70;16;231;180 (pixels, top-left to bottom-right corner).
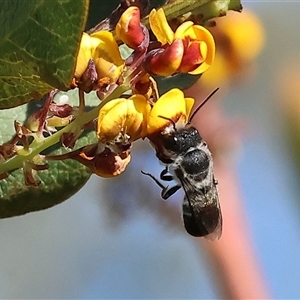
0;5;216;184
68;6;215;178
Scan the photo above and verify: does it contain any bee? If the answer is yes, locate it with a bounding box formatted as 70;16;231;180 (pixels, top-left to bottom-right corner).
142;88;222;240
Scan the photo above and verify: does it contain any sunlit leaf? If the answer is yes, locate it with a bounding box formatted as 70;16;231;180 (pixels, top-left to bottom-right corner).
0;0;89;108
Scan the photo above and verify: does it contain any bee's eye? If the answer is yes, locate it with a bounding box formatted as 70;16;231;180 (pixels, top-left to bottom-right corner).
162;130;193;153
163;134;179;150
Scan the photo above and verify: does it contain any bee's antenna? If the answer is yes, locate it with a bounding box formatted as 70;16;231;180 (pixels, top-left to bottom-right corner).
189;87;219;122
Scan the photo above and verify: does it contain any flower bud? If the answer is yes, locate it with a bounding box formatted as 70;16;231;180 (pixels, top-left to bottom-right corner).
116;6;145;49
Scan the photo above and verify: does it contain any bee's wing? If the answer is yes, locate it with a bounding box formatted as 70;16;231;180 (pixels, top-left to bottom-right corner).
180;177;222;240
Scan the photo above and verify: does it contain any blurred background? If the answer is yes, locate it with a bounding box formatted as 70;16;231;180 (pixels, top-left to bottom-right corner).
1;1;300;299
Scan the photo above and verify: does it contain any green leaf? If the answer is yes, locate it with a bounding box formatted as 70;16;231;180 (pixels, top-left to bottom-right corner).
0;89;99;218
0;0;89;108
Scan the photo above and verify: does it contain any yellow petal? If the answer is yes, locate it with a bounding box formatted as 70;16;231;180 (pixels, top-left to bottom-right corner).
174;21;194;39
185;97;195;119
90;31;125;82
187;25;215;74
149;8;174;44
97;98;124;143
127;98;148;139
174;23;215;75
147;88;188;134
97;95;150;143
74;32;92;79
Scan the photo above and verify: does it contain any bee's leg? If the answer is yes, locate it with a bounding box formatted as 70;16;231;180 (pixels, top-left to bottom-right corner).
141;170;181;200
160;166;173;181
161;184;181;199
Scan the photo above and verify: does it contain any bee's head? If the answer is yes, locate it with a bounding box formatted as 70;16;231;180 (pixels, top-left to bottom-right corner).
161;125;202;154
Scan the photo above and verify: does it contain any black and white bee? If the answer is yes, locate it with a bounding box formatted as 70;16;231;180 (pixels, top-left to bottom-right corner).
142;88;222;240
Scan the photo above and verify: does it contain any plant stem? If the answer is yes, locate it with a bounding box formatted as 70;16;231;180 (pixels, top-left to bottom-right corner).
0;84;129;175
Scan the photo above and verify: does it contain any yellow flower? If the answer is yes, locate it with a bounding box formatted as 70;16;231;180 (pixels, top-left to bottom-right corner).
148;8;215;76
97;94;151;143
175;22;215;74
147;88;194;135
74;31;125;84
